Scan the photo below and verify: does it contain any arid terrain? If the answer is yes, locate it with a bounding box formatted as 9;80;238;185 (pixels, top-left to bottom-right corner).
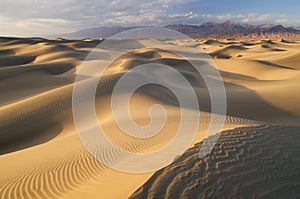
130;125;300;199
0;36;299;198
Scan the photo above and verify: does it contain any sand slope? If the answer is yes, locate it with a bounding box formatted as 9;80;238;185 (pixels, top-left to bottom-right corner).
202;39;300;124
130;125;300;199
0;37;299;198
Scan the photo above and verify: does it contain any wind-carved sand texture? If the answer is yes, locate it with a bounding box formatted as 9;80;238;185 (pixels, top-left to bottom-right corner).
0;37;299;198
130;125;300;199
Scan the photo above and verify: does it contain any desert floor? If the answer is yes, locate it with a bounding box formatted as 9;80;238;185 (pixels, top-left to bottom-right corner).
0;37;299;198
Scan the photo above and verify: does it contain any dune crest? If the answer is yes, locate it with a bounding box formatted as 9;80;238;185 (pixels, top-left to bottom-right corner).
130;125;300;199
0;37;299;198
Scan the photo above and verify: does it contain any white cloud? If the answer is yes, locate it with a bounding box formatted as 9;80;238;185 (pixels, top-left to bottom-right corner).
0;0;298;36
241;14;272;24
276;18;288;23
0;16;78;36
164;12;294;26
0;0;188;35
16;18;71;28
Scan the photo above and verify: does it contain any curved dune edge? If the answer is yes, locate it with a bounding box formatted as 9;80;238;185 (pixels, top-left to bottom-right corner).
0;37;300;198
0;98;259;199
130;125;300;199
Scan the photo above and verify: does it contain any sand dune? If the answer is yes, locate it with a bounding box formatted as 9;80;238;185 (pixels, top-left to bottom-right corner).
202;39;300;123
130;125;300;199
0;37;299;198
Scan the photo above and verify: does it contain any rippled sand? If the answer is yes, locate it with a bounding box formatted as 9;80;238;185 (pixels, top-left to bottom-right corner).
0;37;299;198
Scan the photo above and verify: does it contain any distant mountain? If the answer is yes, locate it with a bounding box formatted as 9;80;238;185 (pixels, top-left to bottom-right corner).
50;21;300;39
165;22;300;37
166;21;251;37
290;26;300;31
258;24;277;29
268;25;299;33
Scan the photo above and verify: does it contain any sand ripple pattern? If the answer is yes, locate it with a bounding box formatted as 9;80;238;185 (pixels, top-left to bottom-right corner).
0;142;106;199
0;114;258;199
1;37;299;198
130;125;300;199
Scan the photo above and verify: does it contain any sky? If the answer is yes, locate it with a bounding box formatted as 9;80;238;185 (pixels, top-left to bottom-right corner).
0;0;299;37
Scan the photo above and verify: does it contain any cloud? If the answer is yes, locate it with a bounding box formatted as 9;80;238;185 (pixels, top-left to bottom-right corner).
241;13;272;24
0;16;78;36
0;0;298;36
163;12;291;26
276;18;288;23
0;0;189;35
16;18;71;28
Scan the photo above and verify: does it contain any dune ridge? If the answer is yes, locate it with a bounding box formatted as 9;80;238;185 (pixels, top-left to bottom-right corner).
0;37;299;198
130;125;300;199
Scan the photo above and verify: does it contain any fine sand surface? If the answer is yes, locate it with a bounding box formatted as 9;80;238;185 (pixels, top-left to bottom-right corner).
0;37;299;198
130;125;300;199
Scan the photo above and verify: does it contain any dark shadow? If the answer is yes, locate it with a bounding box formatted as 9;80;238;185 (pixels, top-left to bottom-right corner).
0;55;36;67
256;60;295;70
93;48;300;125
261;44;287;51
0;120;63;155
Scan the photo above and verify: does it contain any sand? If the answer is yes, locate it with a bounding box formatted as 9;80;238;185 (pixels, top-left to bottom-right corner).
0;37;299;198
130;125;300;199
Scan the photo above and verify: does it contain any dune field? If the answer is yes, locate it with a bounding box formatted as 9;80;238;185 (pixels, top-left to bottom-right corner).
0;36;299;198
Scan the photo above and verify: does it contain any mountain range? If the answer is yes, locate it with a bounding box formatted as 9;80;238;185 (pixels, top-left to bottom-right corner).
51;21;300;39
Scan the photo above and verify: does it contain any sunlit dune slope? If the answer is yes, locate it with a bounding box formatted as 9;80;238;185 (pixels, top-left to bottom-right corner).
0;37;299;198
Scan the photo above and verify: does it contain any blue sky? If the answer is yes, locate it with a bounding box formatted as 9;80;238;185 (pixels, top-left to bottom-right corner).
0;0;299;36
175;0;299;16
